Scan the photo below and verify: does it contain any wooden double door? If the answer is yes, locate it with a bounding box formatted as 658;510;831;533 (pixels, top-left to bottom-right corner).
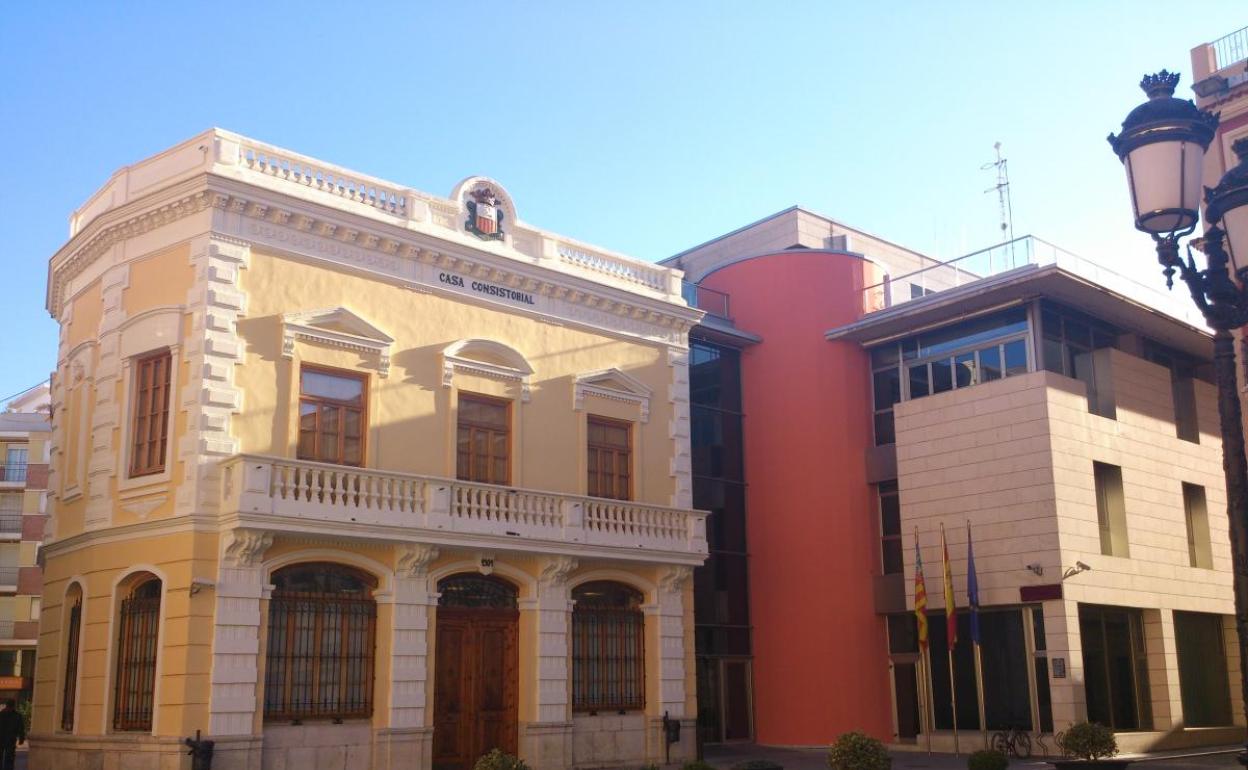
432;606;519;770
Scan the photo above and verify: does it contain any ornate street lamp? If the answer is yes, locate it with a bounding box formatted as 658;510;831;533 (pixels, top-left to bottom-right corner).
1111;71;1248;758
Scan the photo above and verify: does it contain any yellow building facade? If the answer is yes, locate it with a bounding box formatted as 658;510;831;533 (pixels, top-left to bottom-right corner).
32;130;706;770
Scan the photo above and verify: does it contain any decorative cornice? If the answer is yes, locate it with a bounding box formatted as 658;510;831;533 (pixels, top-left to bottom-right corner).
282;307;394;378
573;368;652;422
48;173;701;346
48;184;215;317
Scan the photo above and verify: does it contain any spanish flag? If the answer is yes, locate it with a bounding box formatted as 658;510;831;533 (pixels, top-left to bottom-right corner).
941;523;956;647
914;528;929;651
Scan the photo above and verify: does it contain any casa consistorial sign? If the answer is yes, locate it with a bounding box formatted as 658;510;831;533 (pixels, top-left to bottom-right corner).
212;194;693;346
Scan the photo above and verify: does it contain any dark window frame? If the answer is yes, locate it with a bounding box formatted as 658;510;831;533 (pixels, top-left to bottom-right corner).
297;365;368;467
587;415;633;500
61;595;83;732
129;350;172;478
264;563;378;722
113;577;162;732
456;392;512;485
572;581;645;712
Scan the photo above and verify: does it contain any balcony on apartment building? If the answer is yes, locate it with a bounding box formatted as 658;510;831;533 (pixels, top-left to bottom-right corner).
1193;25;1248;100
0;464;26;486
219;454;708;564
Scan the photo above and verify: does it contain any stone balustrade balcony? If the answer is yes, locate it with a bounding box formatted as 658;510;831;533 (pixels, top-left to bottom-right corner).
219;454;708;564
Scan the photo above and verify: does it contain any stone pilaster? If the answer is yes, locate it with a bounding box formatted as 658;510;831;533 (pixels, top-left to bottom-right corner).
375;543;439;770
667;347;692;509
175;235;248;515
208;528;273;770
520;557;577;770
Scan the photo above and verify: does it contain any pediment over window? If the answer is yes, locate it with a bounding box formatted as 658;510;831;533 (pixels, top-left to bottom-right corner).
282;307;394;377
442;339;533;401
574;368;651;422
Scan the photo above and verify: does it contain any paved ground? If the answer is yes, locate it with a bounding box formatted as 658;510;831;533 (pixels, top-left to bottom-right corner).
703;743;1243;770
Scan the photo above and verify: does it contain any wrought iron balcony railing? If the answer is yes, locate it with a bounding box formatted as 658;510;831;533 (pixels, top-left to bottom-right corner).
0;464;26;484
220;455;707;562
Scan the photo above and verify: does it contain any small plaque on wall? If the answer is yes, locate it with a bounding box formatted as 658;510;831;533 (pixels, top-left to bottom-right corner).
1052;657;1066;679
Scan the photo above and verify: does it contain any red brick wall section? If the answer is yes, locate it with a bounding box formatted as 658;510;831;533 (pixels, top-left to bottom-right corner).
20;514;45;542
23;464;48;491
15;566;41;597
10;622;37;641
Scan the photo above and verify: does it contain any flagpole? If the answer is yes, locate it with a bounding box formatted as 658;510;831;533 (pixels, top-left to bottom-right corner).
974;641;987;749
924;647;934;755
919;648;932;755
948;647;959;755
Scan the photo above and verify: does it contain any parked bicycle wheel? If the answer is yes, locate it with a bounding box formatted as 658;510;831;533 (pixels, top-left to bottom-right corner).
1013;731;1032;758
991;731;1012;755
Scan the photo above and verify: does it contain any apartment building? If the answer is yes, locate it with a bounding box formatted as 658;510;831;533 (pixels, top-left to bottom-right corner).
669;212;1242;752
0;383;50;706
32;130;706;770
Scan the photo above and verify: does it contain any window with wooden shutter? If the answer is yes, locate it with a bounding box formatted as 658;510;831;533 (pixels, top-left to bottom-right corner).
129;351;172;477
456;394;510;485
297;367;367;466
264;563;377;721
572;581;645;711
587;417;631;500
113;577;161;731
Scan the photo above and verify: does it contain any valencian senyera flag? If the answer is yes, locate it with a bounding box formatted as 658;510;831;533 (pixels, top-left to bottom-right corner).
967;521;980;645
941;523;956;647
914;529;929;651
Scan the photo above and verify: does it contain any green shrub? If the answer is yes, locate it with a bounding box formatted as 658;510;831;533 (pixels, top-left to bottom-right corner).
1057;723;1118;761
474;749;531;770
828;731;891;770
683;762;717;770
734;761;783;770
967;749;1008;770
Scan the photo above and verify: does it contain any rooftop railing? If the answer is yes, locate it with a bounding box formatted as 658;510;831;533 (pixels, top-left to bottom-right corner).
681;281;731;320
862;234;1205;328
1213;25;1248;70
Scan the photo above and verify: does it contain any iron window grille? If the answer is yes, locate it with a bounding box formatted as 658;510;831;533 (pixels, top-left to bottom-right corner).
113;578;161;731
264;563;378;722
572;581;645;712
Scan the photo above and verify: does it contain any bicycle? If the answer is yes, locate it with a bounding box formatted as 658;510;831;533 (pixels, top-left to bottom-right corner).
991;726;1033;758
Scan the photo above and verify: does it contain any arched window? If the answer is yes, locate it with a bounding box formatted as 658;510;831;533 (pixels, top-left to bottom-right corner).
437;573;519;609
113;575;161;731
572;581;645;711
265;563;377;721
61;585;83;732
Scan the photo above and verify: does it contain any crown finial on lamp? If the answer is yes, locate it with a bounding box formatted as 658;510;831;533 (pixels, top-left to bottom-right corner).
1141;70;1181;99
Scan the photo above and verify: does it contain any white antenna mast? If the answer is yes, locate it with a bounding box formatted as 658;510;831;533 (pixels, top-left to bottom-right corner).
982;142;1016;269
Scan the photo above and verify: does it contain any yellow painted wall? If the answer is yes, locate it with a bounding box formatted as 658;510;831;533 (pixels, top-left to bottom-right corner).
236;250;676;502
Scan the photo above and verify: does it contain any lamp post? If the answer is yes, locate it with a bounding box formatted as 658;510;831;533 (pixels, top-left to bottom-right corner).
1110;70;1248;759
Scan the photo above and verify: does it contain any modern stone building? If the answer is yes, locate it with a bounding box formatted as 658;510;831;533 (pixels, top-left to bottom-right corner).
670;213;1243;752
31;130;706;770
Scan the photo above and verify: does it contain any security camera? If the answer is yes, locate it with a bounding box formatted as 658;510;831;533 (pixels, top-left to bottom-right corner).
1075;561;1091;571
189;577;216;596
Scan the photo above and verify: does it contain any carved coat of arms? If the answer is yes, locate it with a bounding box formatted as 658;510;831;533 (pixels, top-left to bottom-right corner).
466;187;504;240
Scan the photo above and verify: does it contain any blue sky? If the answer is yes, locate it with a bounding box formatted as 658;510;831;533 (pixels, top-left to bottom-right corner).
1;3;1244;401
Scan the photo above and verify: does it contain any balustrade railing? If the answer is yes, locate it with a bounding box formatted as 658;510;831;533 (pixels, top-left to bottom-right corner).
221;455;706;556
237;140;411;218
555;243;671;294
